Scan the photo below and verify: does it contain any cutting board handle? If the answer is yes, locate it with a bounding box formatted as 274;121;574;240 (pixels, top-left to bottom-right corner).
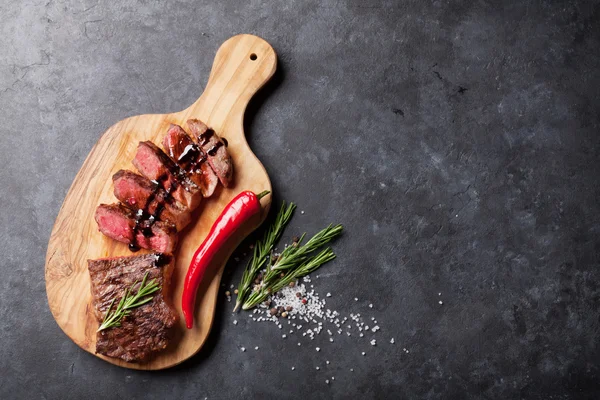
185;34;277;132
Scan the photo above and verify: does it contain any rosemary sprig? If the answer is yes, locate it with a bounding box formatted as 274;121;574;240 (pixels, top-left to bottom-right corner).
240;224;342;310
262;224;343;284
97;271;161;332
233;201;296;312
242;248;337;310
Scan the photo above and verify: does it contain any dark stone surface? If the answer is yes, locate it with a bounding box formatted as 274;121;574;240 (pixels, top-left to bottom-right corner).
1;0;599;398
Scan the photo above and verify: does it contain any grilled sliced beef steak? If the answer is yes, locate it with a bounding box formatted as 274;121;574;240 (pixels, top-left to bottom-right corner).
132;141;202;210
88;253;177;362
112;169;191;231
95;121;234;252
162;124;219;198
187;119;233;187
95;203;177;253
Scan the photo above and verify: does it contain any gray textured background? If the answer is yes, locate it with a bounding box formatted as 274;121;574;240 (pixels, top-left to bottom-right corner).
1;0;600;399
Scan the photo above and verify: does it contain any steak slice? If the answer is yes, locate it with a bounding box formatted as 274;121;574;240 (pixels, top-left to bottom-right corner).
94;203;178;253
186;119;233;187
88;253;177;362
162;124;219;198
132;141;202;210
112;169;191;231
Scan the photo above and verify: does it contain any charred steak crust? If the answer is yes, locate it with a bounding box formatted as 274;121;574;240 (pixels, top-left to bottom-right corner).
186;119;233;188
88;253;177;362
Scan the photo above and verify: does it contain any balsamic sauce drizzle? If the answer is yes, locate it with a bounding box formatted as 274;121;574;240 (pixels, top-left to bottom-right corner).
128;176;167;252
207;141;223;156
198;129;214;146
198;128;227;157
178;144;207;171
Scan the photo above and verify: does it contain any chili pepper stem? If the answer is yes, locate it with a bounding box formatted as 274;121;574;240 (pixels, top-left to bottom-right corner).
256;190;270;200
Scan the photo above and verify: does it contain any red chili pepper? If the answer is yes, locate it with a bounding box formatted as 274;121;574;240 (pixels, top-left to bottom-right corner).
182;190;270;329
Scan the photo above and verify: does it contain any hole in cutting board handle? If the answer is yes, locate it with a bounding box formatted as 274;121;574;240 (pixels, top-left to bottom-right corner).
250;53;257;61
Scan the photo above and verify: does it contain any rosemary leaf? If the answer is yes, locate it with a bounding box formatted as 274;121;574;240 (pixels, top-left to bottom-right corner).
263;224;343;284
97;272;161;332
233;201;296;311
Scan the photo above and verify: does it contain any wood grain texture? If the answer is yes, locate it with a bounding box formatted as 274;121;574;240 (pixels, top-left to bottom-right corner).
45;34;276;370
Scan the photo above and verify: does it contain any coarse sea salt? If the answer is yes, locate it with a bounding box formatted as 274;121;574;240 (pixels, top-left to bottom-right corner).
237;274;393;371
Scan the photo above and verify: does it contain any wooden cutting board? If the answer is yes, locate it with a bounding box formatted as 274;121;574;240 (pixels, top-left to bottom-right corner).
45;34;276;370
